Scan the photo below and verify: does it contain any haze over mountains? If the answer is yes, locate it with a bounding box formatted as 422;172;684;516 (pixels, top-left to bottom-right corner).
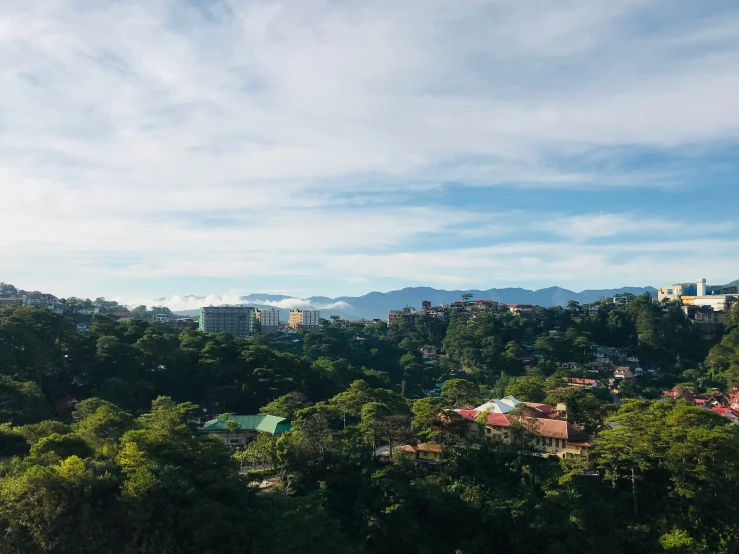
173;285;658;321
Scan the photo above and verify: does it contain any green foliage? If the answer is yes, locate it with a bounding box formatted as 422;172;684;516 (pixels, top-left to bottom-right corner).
505;376;546;402
440;378;482;407
0;301;738;553
260;391;308;419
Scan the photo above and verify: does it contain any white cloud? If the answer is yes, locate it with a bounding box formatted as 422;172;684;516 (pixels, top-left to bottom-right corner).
1;0;738;297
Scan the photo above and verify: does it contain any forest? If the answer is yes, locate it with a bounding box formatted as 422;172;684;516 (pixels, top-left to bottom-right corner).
1;295;739;553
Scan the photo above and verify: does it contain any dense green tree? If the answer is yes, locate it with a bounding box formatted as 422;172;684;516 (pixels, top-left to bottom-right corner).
260;391;308;419
505;376;546;402
440;378;482;407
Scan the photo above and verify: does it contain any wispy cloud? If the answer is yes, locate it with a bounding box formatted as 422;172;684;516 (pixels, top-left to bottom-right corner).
1;0;738;298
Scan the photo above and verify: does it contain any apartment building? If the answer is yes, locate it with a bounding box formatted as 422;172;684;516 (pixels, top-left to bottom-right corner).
198;306;257;337
0;297;22;307
258;308;280;333
388;306;422;326
288;309;321;332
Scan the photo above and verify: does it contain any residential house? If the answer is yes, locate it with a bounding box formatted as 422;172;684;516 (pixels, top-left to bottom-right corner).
712;407;739;424
507;304;537;316
419;345;439;359
562;377;599;388
612;293;636;307
109;312;132;322
202;414;291;446
400;443;443;464
613;366;634;380
663;386;697;403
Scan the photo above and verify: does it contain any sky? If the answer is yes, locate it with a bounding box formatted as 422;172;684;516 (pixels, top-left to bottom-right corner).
1;0;739;308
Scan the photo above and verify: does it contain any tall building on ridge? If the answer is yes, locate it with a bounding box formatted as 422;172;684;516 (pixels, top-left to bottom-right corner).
258;308;280;333
199;306;257;337
288;309;320;332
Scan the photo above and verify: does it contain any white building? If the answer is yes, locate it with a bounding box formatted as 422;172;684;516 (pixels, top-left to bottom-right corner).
258;308;280;333
153;313;170;323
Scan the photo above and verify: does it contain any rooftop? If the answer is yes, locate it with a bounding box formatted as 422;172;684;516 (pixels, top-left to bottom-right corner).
202;414;291;435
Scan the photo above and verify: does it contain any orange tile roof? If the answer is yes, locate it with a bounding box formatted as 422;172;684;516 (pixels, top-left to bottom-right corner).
562;377;596;385
417;443;442;453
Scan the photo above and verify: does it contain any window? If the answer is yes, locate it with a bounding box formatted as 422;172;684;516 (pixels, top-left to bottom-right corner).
229;438;239;445
548;437;552;447
486;427;492;434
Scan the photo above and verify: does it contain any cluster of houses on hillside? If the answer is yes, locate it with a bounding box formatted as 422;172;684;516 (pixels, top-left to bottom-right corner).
374;394;594;465
388;299;538;326
662;385;739;423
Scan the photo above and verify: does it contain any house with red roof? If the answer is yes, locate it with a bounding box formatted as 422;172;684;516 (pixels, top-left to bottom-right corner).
452;406;591;459
712;407;739;424
562;377;599;388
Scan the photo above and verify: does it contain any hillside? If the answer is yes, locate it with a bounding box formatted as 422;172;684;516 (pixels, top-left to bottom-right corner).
174;285;658;320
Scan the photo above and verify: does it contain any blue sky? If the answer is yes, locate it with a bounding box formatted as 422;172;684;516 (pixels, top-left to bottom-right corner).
1;0;739;309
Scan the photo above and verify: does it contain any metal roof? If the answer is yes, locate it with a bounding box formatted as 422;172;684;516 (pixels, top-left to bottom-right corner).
202;414;291;435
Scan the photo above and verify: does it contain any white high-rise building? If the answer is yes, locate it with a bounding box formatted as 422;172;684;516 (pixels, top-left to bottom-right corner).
258;308;280;333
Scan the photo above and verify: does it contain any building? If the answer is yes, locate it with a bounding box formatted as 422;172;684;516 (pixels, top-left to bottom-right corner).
0;297;22;307
153;313;170;323
612;293;636;307
613;366;634;380
453;408;591;459
202;414;291;446
288;309;320;332
419;345;439;359
258;308;280;333
173;317;197;330
562;377;599;388
658;278;736;303
507;304;537;316
400;443;443;464
199;306;257;337
387;306;421;326
472;395;525;414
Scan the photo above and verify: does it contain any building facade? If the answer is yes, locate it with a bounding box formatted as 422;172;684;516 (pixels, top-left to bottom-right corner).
388;306;422;326
288;309;320;331
258;308;280;333
202;414;291;446
199;306;257;337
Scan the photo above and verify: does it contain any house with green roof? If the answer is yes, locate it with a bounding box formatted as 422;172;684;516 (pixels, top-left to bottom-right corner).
202;414;292;446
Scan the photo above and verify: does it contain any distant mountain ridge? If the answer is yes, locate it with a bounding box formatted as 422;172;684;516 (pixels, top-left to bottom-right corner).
174;285;659;320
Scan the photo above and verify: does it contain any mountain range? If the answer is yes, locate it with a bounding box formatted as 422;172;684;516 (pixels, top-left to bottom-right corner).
174;285;659;321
